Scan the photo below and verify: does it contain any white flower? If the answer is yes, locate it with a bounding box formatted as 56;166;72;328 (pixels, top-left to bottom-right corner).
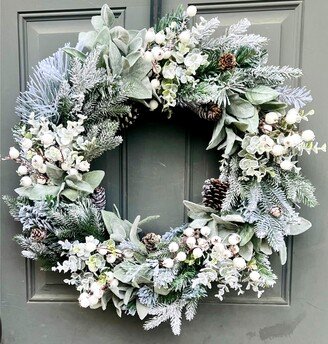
77;160;90;172
233;257;246;270
45;146;62;162
184;51;207;73
163;50;172;59
9;147;19;159
79;292;90;308
88;294;100;307
17;165;28;175
149;100;159;111
20;176;32;187
61;162;70;171
143;50;153;62
197;238;209;250
162;258;174;268
249;270;261;282
151;47;164;61
145;28;156;42
285;108;300;125
179;30;191;44
228;234;241;245
186;5;197;17
302;129;315;142
200;226;211;236
193;247;203;259
265;112;280;124
41;132;54;147
85;236;99;252
230;245;239;254
106;254;116;264
151;78;160;89
21;138;33;151
155;31;166;44
186;236;196;248
90;282;104;298
168;242;179;252
287;134;302;147
183;227;194;237
272;144;285;156
211;236;222;245
162;62;177;79
31;155;44;169
176;251;187;262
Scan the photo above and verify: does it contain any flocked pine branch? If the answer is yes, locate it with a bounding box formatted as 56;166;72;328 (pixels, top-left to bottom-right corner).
276;85;313;109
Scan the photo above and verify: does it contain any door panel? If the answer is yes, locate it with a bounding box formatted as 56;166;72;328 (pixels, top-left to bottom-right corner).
1;1;327;343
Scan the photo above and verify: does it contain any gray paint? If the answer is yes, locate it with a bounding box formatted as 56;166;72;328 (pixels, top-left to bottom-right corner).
1;1;328;343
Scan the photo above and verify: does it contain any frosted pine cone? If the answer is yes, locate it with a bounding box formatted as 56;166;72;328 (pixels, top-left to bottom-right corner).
218;53;237;71
91;187;106;210
202;178;229;211
30;228;47;241
142;232;161;252
269;206;282;218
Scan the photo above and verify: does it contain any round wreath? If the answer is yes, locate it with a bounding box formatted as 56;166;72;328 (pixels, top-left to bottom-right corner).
3;4;326;335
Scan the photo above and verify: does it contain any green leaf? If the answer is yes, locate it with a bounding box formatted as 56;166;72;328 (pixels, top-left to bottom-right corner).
46;163;64;185
138;215;160;227
227;96;258;119
101;210;127;242
260;101;287;111
101;291;112;310
126;51;142;67
91;16;105;32
65;179;93;194
15;185;61;200
154;286;171;295
110;26;130;45
95;26;111;46
128;37;143;54
245;86;279;105
61;188;80;201
136;300;149;320
211;214;238;230
189;218;209;229
279;243;287;265
129;215;147;252
82;170;105;189
239;241;253;261
286;217;312;235
207;115;226;150
224;127;238;155
101;4;116;28
220;214;245;223
239;225;255;246
123;76;152;99
183;201;215;214
260;241;272;255
108;38;123;75
62;47;86;61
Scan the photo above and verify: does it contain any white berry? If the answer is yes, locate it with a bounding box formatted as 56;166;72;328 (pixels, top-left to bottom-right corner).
265;112;280;124
272;144;285;156
143;50;153;62
162;258;174;268
186;236;196;248
192;247;203;259
106;254;117;264
183;227;194;237
168;242;179;252
228;233;241;245
21;138;33;151
151;78;160;89
200;226;211;237
249;270;261;282
288;134;302;147
145;29;156;43
17;165;28;175
68;168;79;176
285;108;299;125
149;100;159;111
186;5;197;17
179;30;191;44
302;129;315;142
176;251;187;262
9;147;19;159
280;159;293;171
233;257;247;270
20;176;32;187
155;31;166;44
211;236;222;245
151;47;164;61
41;133;54;146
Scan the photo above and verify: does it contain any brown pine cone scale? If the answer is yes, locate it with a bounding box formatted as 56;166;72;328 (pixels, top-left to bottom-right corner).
202;178;229;211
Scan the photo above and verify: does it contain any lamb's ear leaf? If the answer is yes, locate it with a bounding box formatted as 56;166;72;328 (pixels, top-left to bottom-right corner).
239;241;253;261
45;163;64;185
207;115;226;150
136;300;149;320
286;217;312;235
101;4;116;28
245;86;279;105
65;179;93;194
15;185;61;200
129;215;147;252
82;170;105;190
239;225;255;246
62;47;86;61
101;210;127;241
279;243;287;265
61;188;80;201
138;215;160;227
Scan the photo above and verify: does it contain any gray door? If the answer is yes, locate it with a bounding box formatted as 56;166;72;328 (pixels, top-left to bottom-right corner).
1;0;327;343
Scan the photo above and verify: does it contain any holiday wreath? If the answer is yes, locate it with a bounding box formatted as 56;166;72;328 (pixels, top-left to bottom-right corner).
2;4;326;335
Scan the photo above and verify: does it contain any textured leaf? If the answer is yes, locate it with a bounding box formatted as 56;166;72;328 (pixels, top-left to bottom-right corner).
78;31;98;49
65;179;93;194
211;214;238;230
227;96;257;119
245;86;279;105
110;26;130;45
239;241;253;261
189;218;209;229
61;188;79;201
82;170;105;189
136;300;149;320
239;225;255;246
260;241;272;255
220;214;245;223
279;243;287;265
129;215;147;252
129;37;143;54
207;115;226;150
138;215;160;227
183;201;215;214
101;210;127;241
95;27;111;46
286;217;312;235
62;47;86;61
91;16;105;32
259;101;287;111
46;163;64;185
15;185;60;200
101;4;116;28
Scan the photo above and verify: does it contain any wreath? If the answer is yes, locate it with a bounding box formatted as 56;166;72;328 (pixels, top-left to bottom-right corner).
3;4;325;335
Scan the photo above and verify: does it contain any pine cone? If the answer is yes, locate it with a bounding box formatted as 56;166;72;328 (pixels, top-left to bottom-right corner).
269;206;282;218
180;101;222;121
91;187;106;210
142;232;161;252
30;228;47;241
202;178;229;211
120;103;143;129
218;53;237;71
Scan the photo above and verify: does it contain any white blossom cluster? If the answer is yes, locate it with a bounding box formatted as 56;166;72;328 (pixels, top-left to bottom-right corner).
52;236;121;308
8;113;93;187
143;6;208;109
239;108;326;180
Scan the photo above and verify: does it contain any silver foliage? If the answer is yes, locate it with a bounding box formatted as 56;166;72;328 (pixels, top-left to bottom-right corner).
277;85;313;108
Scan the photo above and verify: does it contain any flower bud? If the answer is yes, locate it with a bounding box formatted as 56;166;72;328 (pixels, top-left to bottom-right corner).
151;47;164;61
186;236;196;248
155;31;166;44
272;144;285;156
143;50;154;62
183;227;194;237
280;159;293;171
211;236;222;245
145;29;156;43
151;78;160;89
285;108;299;125
21;138;33;151
228;233;241;245
149;100;159;111
41;133;54;146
